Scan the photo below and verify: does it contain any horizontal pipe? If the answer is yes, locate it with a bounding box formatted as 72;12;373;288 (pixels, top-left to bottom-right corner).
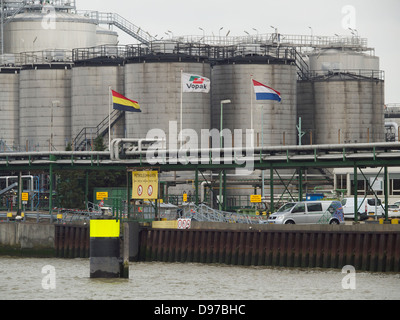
1;140;400;158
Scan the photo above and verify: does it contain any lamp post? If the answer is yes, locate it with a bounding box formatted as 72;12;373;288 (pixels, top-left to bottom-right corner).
199;27;205;43
219;99;231;211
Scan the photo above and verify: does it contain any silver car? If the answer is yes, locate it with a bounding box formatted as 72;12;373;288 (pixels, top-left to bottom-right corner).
267;201;345;225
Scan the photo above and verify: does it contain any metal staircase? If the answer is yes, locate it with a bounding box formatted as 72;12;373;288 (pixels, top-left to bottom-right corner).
73;109;124;151
77;11;156;45
0;182;18;196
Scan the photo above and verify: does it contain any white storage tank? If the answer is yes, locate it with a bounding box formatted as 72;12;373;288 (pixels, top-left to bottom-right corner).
124;57;211;143
211;58;298;147
3;11;98;54
0;69;19;150
71;63;125;149
308;48;379;75
210;50;298;205
297;74;385;144
19;65;72;151
95;27;119;46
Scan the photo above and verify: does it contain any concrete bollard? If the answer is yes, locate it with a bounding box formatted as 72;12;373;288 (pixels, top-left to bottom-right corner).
89;219;127;278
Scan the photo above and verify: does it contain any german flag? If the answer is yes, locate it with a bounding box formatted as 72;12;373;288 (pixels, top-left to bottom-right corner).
112;90;141;112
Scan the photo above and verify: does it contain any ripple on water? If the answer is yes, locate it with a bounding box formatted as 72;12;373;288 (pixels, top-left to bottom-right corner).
0;258;399;300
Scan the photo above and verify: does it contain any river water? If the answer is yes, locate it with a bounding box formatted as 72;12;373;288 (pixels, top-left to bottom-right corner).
0;257;399;300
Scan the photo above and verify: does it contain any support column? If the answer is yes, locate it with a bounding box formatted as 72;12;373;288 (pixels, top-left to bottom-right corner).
49;164;53;217
17;171;22;216
354;163;358;223
223;170;227;211
195;168;199;206
384;166;389;222
219;170;223;211
298;169;303;202
126;171;131;218
270;167;274;213
85;171;89;210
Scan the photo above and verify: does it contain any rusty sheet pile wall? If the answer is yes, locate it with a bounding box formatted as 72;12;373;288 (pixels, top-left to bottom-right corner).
138;227;400;273
55;225;90;258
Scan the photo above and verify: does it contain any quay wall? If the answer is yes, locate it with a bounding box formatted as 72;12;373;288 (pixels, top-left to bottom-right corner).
0;223;55;257
139;222;400;272
0;222;399;272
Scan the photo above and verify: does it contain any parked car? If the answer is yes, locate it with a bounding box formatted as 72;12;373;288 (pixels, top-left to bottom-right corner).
267;201;344;225
387;204;400;218
341;197;384;220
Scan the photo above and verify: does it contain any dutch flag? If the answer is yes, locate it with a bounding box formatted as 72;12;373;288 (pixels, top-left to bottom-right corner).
252;80;281;102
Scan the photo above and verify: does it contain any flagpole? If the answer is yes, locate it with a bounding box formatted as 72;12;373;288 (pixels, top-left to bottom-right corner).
180;69;183;148
108;86;111;151
250;75;253;130
250;74;254;145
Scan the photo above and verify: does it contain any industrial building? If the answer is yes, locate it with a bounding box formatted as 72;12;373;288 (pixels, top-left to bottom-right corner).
0;0;394;211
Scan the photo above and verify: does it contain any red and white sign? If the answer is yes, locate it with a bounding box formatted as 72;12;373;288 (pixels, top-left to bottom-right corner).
147;185;153;197
177;218;191;229
137;185;143;197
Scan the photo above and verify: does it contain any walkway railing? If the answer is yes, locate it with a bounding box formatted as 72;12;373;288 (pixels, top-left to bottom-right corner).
181;203;265;224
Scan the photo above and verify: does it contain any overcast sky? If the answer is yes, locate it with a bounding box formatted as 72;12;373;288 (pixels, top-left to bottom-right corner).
79;0;400;104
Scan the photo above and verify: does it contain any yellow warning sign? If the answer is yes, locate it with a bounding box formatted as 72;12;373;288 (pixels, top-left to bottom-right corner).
250;195;262;203
96;192;109;200
132;171;158;200
21;193;29;201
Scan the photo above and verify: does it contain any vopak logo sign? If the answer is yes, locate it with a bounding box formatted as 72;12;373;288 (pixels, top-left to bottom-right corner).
182;73;210;93
190;76;205;84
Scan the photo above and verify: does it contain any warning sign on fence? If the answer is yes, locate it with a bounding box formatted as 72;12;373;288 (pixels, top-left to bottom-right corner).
132;171;158;200
177;218;191;229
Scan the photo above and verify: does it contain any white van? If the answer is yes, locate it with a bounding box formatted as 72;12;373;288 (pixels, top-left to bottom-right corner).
341;197;384;220
267;201;345;225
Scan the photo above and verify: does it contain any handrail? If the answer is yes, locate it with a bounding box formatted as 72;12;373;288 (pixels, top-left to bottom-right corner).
72;109;123;150
76;10;156;45
302;69;385;81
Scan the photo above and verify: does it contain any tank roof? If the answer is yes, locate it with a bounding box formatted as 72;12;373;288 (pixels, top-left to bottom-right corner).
2;0;76;14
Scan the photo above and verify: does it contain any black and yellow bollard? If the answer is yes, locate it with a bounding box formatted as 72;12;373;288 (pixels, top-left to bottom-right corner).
90;219;128;278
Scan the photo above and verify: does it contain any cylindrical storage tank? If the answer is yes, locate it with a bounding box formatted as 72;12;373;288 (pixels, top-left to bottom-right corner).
19;65;72;151
71;63;125;149
124;57;211;143
3;11;98;54
308;49;380;75
0;69;19;150
298;75;385;145
96;27;119;46
211;60;298;147
211;55;298;208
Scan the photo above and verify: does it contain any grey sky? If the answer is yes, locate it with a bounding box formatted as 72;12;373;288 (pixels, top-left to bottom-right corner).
79;0;400;104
